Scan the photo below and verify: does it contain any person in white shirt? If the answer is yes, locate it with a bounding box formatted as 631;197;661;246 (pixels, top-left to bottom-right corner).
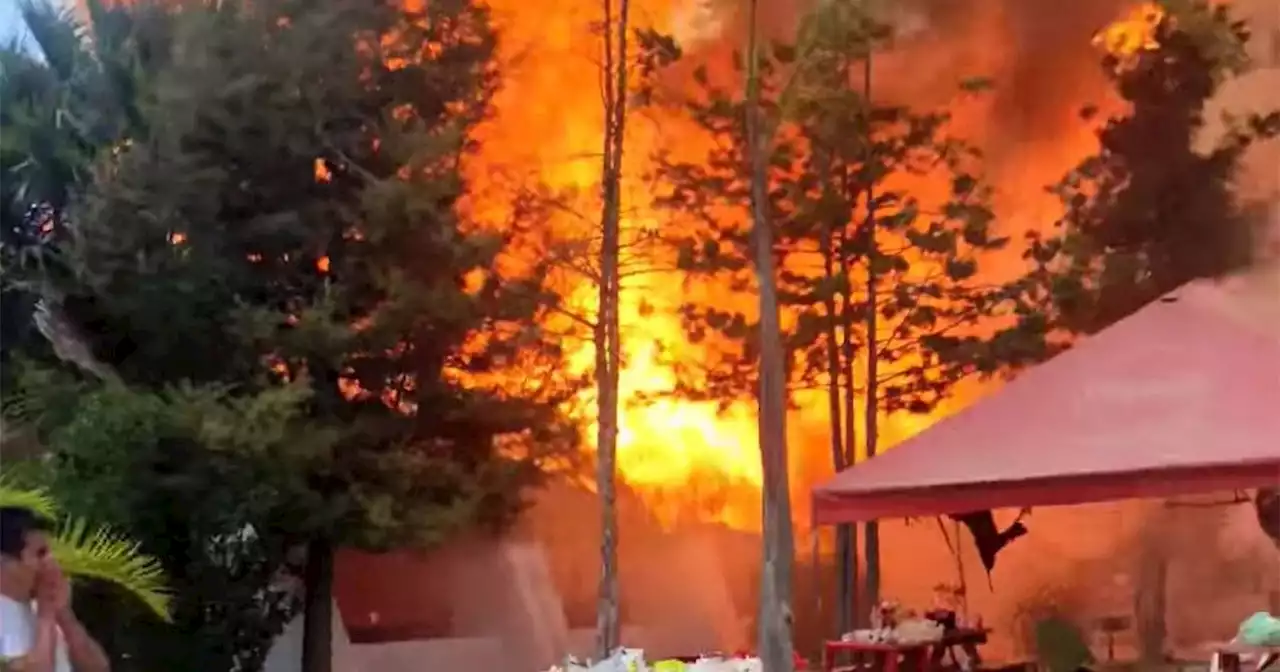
0;506;110;672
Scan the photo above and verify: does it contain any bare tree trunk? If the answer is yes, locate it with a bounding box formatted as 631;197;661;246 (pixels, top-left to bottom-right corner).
1135;517;1168;670
859;51;882;616
745;0;795;668
838;213;860;626
594;0;629;657
953;519;969;618
300;537;334;672
820;168;854;638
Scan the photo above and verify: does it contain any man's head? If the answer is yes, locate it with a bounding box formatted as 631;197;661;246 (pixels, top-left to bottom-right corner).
0;506;54;599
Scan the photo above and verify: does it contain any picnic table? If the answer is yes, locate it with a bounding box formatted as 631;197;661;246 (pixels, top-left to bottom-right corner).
822;628;989;672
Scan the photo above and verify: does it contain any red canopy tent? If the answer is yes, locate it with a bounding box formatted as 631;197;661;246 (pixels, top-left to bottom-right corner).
811;264;1280;525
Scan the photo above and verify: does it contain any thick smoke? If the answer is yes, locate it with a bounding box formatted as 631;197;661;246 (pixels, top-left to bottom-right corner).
866;0;1130;229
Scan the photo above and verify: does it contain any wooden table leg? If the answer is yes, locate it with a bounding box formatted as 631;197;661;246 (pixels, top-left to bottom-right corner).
930;645;947;670
918;648;935;672
962;642;983;670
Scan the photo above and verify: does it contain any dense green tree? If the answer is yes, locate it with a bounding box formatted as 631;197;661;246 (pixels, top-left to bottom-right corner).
1025;0;1280;332
4;0;577;669
7;370;317;669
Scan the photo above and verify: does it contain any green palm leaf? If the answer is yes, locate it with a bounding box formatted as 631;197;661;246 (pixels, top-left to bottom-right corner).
51;518;172;622
16;0;87;82
0;479;57;519
0;480;172;621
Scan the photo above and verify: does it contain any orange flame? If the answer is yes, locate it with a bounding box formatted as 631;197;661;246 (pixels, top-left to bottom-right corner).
457;0;775;529
132;0;1170;530
1094;2;1165;58
459;0;1173;530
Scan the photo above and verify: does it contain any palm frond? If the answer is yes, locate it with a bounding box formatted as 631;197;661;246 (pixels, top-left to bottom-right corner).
16;0;85;82
0;480;172;621
0;478;59;519
53;518;172;622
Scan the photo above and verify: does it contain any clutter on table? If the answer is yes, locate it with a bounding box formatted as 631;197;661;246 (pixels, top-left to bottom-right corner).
542;648;807;672
840;599;947;646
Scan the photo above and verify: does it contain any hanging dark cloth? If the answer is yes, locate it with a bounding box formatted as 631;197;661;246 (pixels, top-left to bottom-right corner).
1256;488;1280;545
949;510;1029;581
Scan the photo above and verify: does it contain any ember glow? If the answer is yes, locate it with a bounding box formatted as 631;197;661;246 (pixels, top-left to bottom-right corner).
459;0;1173;530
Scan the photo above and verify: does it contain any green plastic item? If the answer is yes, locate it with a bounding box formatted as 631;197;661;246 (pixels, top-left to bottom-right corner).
1238;612;1280;647
1035;616;1096;672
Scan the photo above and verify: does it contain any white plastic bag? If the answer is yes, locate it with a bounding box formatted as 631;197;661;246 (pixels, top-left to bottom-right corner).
682;656;762;672
583;648;647;672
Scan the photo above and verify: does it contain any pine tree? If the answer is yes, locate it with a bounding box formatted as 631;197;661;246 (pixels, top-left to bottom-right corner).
653;1;1050;635
6;0;577;668
593;0;630;654
1026;0;1280;332
1020;3;1280;660
743;0;796;667
494;22;680;659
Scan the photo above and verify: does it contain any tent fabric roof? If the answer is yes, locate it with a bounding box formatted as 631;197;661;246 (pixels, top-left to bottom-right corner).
811;263;1280;524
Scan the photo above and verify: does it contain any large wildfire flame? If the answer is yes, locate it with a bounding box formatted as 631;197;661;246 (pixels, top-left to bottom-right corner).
460;0;1173;530
462;0;769;529
136;0;1177;530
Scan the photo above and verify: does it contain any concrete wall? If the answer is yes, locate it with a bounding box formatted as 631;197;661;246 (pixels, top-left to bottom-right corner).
271;530;749;672
263;600;358;672
332;539;572;670
351;637;507;671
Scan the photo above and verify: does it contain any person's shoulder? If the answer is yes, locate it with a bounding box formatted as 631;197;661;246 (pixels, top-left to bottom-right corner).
0;595;36;650
0;594;34;620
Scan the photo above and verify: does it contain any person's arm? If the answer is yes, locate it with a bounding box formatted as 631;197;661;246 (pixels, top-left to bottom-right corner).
6;611;60;672
55;609;109;672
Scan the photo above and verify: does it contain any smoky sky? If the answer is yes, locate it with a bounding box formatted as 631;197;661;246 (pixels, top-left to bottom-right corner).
883;0;1128;143
990;0;1130;147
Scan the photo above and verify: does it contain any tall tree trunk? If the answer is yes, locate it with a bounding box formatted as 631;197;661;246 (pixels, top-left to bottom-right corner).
859;51;881;616
300;537;334;672
594;0;629;657
745;0;795;669
838;202;860;626
820;168;853;638
1135;514;1168;670
952;519;969;617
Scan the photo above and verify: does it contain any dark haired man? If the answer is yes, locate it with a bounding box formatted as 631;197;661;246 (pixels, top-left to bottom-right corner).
0;506;109;672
